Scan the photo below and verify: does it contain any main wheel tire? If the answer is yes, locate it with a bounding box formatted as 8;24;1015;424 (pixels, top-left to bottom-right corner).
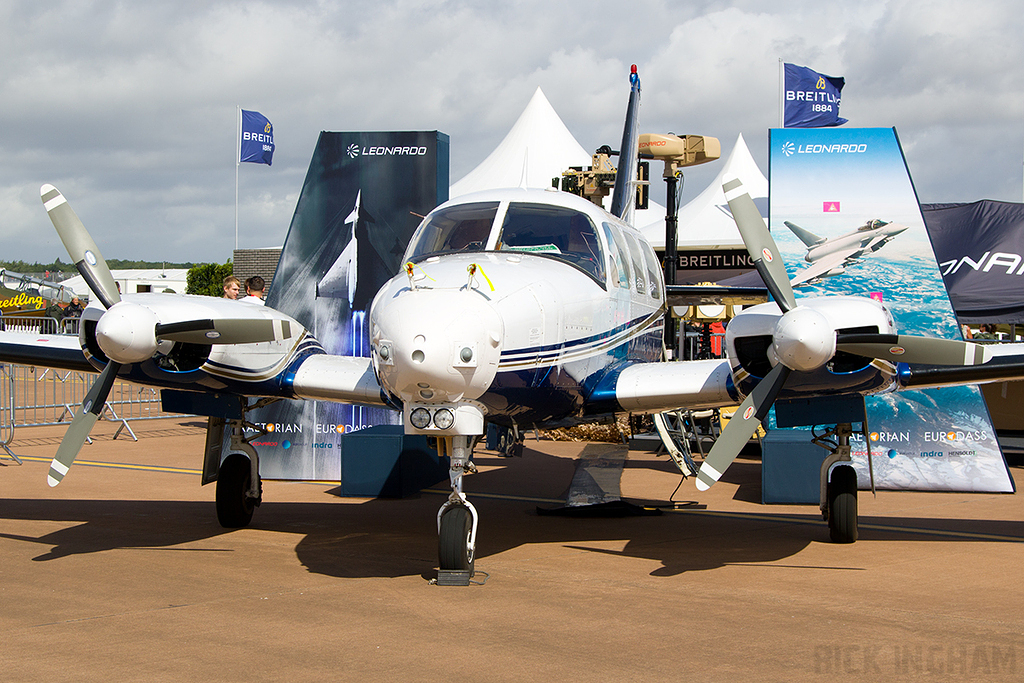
216;453;255;529
827;464;858;543
438;505;474;573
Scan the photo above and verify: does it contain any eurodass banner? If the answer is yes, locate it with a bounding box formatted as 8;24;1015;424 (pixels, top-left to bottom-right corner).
769;127;1014;492
236;131;449;480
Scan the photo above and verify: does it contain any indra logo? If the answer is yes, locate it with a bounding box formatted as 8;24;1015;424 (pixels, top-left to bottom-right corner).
782;141;796;157
347;143;360;159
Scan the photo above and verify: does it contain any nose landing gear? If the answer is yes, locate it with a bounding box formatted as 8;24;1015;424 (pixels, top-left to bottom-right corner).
436;436;480;585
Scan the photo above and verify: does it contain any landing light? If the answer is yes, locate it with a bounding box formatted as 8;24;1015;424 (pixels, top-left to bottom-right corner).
410;407;431;429
433;408;455;430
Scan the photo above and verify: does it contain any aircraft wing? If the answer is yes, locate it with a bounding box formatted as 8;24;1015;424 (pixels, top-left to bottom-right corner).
0;328;388;406
289;354;388;406
612;358;735;413
0;331;92;373
790;250;853;286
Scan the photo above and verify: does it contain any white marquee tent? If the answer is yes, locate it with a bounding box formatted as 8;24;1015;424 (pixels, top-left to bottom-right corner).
450;88;592;198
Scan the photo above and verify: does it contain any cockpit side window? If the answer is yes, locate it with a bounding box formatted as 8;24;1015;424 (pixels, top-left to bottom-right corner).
404;201;499;263
623;232;647;295
499;203;605;283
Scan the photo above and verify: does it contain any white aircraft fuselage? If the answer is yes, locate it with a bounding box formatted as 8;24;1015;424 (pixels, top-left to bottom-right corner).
370;187;666;435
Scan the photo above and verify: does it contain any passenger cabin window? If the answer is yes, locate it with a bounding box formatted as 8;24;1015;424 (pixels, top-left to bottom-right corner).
499;203;605;283
405;201;499;262
641;240;663;299
623;232;647;295
602;222;632;289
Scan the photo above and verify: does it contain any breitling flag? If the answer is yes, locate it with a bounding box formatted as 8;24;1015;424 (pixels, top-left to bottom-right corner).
784;63;848;128
239;109;275;165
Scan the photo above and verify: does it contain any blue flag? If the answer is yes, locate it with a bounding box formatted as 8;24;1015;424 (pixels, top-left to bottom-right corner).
240;109;275;165
784;64;848;128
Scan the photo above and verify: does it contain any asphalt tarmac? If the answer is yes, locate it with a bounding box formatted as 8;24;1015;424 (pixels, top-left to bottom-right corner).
1;418;1022;682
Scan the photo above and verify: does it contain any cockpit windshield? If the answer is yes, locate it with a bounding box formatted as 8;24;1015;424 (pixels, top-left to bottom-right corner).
405;201;498;262
404;199;606;285
498;203;605;283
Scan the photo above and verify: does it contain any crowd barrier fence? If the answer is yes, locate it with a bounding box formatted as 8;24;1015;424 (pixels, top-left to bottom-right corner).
0;356;185;462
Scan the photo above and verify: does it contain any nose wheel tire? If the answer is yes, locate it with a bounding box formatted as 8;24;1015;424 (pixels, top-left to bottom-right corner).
827;464;858;543
439;505;474;573
216;453;256;529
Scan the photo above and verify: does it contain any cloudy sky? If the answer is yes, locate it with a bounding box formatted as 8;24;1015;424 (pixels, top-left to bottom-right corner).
1;0;1021;264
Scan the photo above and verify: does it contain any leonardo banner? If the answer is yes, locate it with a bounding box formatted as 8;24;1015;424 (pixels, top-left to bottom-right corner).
769;126;1014;492
234;131;449;481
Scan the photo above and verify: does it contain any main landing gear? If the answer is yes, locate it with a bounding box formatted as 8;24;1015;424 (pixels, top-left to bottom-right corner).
436;435;479;583
212;418;263;529
814;422;859;543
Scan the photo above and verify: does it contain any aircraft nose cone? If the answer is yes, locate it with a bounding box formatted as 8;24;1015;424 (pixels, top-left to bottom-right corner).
95;301;159;363
372;288;503;403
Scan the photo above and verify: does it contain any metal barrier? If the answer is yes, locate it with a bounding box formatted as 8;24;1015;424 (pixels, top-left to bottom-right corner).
0;364;18;463
1;314;79;335
0;360;184;461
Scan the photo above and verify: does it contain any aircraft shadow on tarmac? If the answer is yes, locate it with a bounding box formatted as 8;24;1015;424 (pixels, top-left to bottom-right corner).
1;448;1021;579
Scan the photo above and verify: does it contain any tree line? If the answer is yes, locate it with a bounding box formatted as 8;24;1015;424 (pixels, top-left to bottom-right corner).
1;258;234;298
0;258;198;273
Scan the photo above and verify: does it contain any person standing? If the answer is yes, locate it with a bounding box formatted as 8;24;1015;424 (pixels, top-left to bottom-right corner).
240;276;266;305
64;295;84;317
222;276;241;300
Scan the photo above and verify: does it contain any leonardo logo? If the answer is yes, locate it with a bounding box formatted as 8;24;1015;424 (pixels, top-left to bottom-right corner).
347;144;360;159
792;143;868;155
782;142;795;157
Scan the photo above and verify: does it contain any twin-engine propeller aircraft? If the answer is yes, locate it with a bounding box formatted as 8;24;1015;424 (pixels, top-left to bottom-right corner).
4;66;1024;574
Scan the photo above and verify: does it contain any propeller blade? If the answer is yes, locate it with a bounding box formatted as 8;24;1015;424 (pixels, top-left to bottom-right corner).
723;176;797;313
47;361;122;486
155;318;294;345
696;363;791;491
836;333;993;366
40;184;121;309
